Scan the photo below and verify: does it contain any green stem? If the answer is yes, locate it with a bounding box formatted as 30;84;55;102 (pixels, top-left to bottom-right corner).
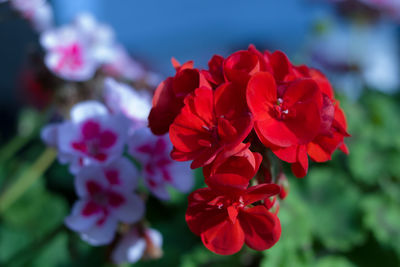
0;134;35;163
0;147;57;213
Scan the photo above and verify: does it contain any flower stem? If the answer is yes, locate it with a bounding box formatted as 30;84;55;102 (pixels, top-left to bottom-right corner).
0;135;34;163
0;147;57;213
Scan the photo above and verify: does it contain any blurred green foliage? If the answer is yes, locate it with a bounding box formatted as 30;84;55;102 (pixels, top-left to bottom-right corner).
0;89;400;266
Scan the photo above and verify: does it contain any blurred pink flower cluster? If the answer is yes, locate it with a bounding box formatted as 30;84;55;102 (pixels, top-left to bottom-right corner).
41;79;194;262
5;1;196;264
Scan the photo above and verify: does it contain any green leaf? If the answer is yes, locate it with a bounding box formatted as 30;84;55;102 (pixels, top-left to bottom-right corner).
361;194;400;256
261;180;314;267
304;168;365;251
315;256;356;267
0;178;68;264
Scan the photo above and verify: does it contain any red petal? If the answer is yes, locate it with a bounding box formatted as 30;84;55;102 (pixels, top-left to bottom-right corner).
149;77;183;135
171;57;181;70
214;82;248;119
308;67;335;99
186;188;221;235
172;68;201;97
169;88;214;155
243;184;280;205
246;72;277;121
223;50;260;85
247;45;271;72
201;215;245;255
268;50;293;82
217;117;238;141
332;103;350;137
207;54;225;85
285;102;321;144
239;205;281;250
254;119;298;147
272;144;297;163
291;145;308;178
190;146;220;169
340;143;349;154
227;206;239;224
318;94;335;135
206;173;250;192
203;143;259;179
283;79;321;107
307;140;332;162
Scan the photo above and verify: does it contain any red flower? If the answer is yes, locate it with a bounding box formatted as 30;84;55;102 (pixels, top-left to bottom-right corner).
203;143;262;181
247;72;323;148
223;50;262;85
148;59;211;135
264;50;296;83
307;102;350;161
170;83;253;169
202;55;225;87
186;174;281;255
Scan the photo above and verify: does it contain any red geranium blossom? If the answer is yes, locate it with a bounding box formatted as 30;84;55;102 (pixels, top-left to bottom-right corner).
247;71;323;148
148;59;211;135
170;84;253;169
203;143;262;181
186;174;281;255
202;54;225;87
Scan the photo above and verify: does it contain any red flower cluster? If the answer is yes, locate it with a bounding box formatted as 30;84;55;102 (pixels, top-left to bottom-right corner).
148;45;349;255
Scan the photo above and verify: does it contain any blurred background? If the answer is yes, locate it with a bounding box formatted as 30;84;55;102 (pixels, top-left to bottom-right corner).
1;0;400;266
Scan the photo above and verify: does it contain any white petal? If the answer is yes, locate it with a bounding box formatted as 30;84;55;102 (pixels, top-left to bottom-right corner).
147;228;163;248
98;113;130;156
167;161;194;193
102;46;145;81
111;229;145;264
30;3;53;32
40;123;60;147
64;200;100;232
144;177;170;200
127;127;157;163
113;193;145;223
126;238;146;263
73;13;96;32
80;216;118;246
57;121;82;156
10;0;45;13
103;78;151;122
40;29;57;49
70;101;108;123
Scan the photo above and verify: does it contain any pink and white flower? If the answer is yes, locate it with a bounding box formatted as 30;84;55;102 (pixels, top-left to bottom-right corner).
128;127;193;200
112;227;163;264
65;158;144;246
41;122;59;148
55;101;129;173
10;0;53;32
102;45;146;81
40;13;115;81
73;13;116;63
103;78;151;130
40;25;97;81
41;122;83;171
